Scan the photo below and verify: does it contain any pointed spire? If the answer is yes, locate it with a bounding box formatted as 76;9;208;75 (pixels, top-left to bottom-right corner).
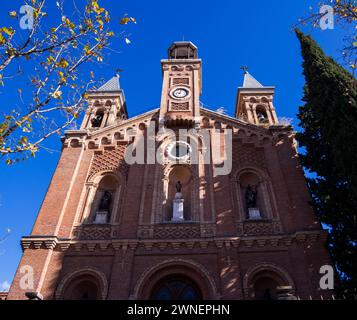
242;72;264;88
96;74;121;92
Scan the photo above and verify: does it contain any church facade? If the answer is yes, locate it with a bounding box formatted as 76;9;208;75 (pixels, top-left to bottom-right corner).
8;42;332;300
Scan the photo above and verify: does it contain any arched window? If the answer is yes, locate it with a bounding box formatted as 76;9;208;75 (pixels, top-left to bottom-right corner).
91;175;119;224
91;109;105;128
214;121;222;130
202;117;210;128
256;106;269;124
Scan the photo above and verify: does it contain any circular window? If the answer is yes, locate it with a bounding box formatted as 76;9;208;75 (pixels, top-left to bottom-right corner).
167;141;191;161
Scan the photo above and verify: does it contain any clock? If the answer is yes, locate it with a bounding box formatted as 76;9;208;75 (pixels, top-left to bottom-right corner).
172;88;189;99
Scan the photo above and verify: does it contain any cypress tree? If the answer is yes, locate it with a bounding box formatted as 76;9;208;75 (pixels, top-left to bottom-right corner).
295;29;357;298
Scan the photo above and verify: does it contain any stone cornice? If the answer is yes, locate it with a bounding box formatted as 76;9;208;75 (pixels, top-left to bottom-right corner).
161;59;202;65
85;90;124;98
20;230;327;253
237;87;275;93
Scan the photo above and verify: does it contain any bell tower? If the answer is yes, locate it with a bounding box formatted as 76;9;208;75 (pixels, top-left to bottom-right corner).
159;42;202;129
81;75;128;130
235;71;279;126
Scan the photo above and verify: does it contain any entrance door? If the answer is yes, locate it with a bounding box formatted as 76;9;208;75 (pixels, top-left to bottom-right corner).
150;276;202;300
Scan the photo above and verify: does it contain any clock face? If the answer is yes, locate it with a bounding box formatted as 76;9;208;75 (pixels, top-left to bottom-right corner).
172;88;189;99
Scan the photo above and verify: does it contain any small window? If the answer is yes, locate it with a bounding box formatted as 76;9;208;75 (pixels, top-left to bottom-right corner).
256;107;269;124
91;111;104;128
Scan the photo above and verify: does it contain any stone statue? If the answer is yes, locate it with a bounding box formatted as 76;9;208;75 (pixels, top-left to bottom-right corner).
98;191;111;211
173;181;184;222
176;181;182;193
245;185;258;208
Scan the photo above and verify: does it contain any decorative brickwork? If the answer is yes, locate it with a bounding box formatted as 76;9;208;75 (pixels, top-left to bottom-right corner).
87;145;128;181
233;145;266;170
172;78;189;85
241;220;282;236
171;102;190;111
73;225;111;240
153;224;201;239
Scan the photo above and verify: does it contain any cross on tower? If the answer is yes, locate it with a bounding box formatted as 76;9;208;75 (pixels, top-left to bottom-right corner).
240;66;249;74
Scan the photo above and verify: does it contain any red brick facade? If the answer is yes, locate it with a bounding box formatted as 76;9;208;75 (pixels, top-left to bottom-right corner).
7;42;333;300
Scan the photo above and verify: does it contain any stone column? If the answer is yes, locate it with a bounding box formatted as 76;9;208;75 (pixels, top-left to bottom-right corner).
245;102;254;123
252;105;259;124
269;101;279;124
265;105;273;125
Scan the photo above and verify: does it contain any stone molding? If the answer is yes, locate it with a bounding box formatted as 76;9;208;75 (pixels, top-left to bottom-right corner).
131;257;219;300
20;230;327;252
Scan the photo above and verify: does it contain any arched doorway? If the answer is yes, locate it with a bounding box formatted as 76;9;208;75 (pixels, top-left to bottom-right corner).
253;276;280;300
243;264;295;300
150;275;202;300
133;259;219;300
62;275;100;300
55;268;109;300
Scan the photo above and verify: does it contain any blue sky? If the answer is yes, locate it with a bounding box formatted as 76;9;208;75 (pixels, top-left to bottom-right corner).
0;0;352;290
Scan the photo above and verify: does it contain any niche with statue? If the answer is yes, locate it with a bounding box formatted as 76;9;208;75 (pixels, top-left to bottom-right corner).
166;166;192;222
91;175;119;224
239;171;265;220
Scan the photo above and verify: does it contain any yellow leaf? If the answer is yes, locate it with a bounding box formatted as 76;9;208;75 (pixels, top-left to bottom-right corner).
52;90;62;99
120;17;130;25
2;27;14;36
59;58;69;68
